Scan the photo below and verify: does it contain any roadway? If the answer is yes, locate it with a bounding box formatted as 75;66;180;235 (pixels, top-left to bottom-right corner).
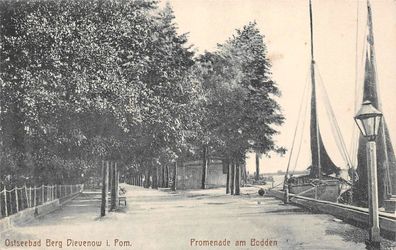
1;184;395;249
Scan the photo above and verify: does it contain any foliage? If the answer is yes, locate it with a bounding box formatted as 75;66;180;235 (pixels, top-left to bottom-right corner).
0;1;284;188
195;22;285;163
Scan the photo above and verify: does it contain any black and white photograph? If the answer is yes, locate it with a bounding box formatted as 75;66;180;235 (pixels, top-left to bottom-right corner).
0;0;395;249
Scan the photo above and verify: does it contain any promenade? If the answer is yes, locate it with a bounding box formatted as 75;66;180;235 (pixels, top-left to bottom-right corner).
1;185;395;250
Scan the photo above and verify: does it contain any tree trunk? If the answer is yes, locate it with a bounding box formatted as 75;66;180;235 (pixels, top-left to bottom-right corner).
108;161;113;193
156;165;160;188
115;164;119;209
172;161;177;191
157;166;160;188
161;165;165;188
144;168;151;188
152;164;158;189
243;163;247;186
201;146;208;189
230;160;235;195
165;165;169;188
235;160;240;195
255;152;260;181
110;161;117;210
100;161;109;217
226;160;230;194
240;164;245;187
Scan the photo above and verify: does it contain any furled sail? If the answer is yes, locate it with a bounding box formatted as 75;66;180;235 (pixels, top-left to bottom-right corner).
307;0;340;178
309;65;341;177
354;1;396;207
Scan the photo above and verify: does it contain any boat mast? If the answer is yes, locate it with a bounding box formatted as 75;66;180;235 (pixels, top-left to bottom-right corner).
366;0;392;196
367;1;376;93
309;0;321;179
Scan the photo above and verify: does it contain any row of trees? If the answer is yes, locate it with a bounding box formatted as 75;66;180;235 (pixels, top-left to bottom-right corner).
0;0;284;193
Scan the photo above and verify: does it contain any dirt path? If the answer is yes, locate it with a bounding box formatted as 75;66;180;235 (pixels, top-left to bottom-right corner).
1;185;394;250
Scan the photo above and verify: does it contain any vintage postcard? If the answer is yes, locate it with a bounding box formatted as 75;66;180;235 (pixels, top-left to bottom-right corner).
0;0;395;249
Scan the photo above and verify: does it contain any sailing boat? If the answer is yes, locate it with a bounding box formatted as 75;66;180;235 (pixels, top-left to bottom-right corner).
353;0;396;208
284;0;353;202
267;1;396;235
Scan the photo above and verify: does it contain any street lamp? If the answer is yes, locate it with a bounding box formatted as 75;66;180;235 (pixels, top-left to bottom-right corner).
354;100;383;248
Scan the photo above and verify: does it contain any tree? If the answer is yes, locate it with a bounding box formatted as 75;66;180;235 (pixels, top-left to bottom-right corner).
255;152;260;180
0;0;199;187
195;22;285;195
0;1;284;198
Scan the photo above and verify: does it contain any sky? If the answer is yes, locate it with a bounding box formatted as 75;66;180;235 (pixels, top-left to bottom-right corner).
159;0;396;174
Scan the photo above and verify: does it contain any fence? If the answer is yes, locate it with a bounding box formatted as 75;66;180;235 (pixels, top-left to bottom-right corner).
0;184;83;219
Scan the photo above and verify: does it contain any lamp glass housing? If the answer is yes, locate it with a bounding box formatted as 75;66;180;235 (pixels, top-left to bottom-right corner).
354;101;383;141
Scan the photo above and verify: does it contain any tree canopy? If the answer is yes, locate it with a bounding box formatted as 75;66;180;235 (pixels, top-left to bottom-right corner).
0;0;284;189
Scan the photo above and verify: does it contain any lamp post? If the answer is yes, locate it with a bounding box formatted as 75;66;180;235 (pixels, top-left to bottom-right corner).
354;100;382;248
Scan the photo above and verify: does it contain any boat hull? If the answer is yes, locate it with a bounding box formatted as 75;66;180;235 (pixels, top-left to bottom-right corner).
288;177;341;202
289;183;340;202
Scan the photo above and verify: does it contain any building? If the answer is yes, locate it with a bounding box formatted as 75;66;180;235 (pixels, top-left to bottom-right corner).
176;159;226;190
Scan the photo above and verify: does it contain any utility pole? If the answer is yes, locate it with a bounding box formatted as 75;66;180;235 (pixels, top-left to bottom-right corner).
354;100;383;248
366;141;380;246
